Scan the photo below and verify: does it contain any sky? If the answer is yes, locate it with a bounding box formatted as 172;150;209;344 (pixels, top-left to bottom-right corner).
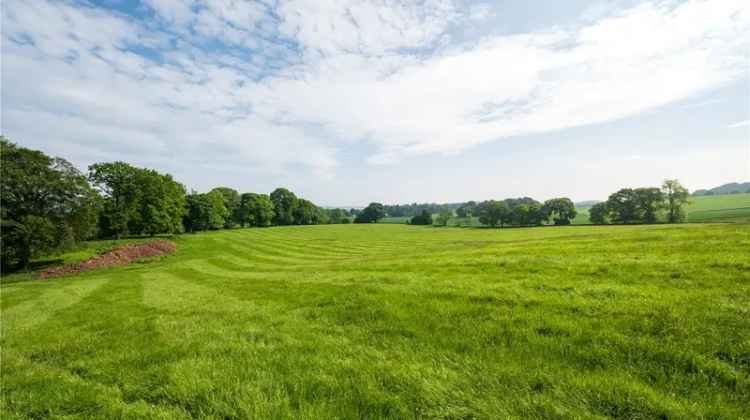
2;0;749;207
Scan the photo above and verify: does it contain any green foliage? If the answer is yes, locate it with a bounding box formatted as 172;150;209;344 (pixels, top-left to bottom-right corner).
588;202;610;224
455;201;477;218
1;139;100;270
634;187;664;224
326;208;349;224
543;197;577;225
510;202;546;226
183;191;228;232
89;162;186;238
239;193;275;227
354;202;385;223
435;209;453;226
477;200;509;227
293;199;320;225
606;188;643;224
88;162;142;238
210;187;241;228
409;209;433;225
662;179;689;223
2;224;749;418
270;188;298;226
132;170;186;236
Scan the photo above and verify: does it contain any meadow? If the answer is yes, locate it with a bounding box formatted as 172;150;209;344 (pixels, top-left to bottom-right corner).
2;223;749;419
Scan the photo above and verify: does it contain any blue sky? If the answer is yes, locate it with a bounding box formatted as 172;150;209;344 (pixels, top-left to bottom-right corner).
2;0;749;206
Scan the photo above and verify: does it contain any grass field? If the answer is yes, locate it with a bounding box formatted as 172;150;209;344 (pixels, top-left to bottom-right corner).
2;224;749;418
572;193;750;225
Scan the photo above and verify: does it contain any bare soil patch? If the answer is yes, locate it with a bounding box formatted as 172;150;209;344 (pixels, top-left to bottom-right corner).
39;240;176;279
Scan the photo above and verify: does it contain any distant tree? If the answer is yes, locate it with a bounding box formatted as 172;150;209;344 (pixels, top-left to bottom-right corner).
478;200;509;227
606;188;642;224
510;204;535;226
1;139;100;271
354;202;385;223
88;161;141;238
455;201;476;227
293;199;319;225
183;191;228;232
132;170;186;235
588;202;610;224
270;188;298;225
327;208;347;224
410;210;433;225
239;193;275;227
543;198;577;225
662;179;690;223
436;209;453;226
210;187;241;228
634;187;664;224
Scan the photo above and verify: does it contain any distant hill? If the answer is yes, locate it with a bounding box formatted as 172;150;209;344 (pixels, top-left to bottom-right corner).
574;200;601;208
693;182;750;196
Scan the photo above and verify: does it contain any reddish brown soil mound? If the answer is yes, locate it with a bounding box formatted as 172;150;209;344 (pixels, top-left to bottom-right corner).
39;240;176;279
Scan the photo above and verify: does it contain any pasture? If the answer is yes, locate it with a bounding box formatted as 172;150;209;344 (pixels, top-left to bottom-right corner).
2;223;749;418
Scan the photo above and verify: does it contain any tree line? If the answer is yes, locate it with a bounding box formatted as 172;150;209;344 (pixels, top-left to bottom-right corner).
588;180;690;224
0;139;348;271
454;197;578;227
0;138;694;271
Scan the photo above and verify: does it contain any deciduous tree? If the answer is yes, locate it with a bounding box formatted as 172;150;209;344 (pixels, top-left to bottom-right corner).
542;198;577;225
354;202;385;223
662;179;689;223
1;139;100;270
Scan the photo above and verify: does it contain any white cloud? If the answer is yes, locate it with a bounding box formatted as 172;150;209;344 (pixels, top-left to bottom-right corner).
2;0;749;192
728;119;750;128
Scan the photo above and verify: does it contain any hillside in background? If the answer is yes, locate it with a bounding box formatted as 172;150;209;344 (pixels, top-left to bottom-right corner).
693;182;750;196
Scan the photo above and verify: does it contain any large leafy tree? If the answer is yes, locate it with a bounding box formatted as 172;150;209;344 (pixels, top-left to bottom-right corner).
409;209;433;225
293;199;320;225
210;187;241;228
606;188;642;224
510;203;546;226
183;191;228;232
634;187;664;224
354;202;385;223
588;202;610;224
270;188;298;226
239;193;275;227
662;179;690;223
90;162;186;237
543;197;577;225
478;200;509;227
1;139;100;270
132;170;186;235
88;162;141;238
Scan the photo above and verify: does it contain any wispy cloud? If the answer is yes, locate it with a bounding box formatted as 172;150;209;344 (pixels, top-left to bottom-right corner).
728;119;750;128
2;0;749;184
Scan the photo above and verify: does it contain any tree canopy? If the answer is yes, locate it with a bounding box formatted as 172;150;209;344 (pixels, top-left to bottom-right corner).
1;139;100;270
543;198;577;225
354;202;385;223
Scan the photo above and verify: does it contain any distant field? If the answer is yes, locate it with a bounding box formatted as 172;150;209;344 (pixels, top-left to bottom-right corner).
686;193;750;222
2;224;749;418
573;193;750;225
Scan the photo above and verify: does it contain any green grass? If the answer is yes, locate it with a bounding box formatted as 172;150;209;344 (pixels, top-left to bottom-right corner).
686;193;750;223
573;193;750;225
2;224;749;418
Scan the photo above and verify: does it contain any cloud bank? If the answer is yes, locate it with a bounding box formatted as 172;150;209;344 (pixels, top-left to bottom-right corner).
2;0;749;182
